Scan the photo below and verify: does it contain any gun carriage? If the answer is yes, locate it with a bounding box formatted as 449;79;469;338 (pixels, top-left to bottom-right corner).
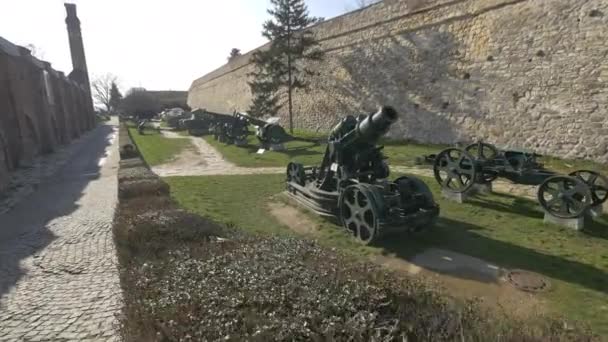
430;141;608;218
286;107;439;244
234;112;318;150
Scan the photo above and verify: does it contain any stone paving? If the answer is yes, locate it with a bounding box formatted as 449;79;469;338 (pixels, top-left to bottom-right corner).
0;129;98;217
0;120;122;342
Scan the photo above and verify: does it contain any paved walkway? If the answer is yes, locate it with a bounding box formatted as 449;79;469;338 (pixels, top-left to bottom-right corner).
0;120;121;342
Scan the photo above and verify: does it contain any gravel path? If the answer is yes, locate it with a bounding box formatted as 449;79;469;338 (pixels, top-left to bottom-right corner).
152;131;283;177
0;120;122;342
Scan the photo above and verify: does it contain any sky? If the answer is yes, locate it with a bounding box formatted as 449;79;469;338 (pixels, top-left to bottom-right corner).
1;0;363;93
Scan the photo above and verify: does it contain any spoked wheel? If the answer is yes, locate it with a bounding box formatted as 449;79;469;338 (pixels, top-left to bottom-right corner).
286;162;305;186
538;175;592;218
569;170;608;207
465;141;499;161
339;184;382;245
433;148;477;193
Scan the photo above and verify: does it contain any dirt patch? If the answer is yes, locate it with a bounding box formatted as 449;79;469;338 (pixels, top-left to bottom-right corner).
372;254;547;320
271;198;547;320
268;202;319;235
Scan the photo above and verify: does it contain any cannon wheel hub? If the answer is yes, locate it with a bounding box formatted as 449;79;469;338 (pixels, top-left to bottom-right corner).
433;148;477;193
538;175;592;218
568;170;608;207
339;184;381;245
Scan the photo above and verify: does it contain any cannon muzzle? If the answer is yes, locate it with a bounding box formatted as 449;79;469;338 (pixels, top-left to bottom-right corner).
356;106;398;143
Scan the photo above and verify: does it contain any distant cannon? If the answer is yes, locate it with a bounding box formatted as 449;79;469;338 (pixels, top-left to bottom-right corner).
234;112;318;151
286;106;439;245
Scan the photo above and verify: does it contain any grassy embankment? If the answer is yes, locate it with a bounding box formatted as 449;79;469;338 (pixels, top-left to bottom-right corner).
166;173;608;337
127;127;192;166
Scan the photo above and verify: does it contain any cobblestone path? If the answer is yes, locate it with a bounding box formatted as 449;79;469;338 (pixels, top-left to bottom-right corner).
0;120;122;341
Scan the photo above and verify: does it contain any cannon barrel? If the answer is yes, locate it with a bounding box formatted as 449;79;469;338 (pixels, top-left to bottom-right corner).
356;106;398;143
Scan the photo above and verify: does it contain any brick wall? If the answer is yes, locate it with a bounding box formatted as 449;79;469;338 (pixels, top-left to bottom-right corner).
188;0;608;162
0;36;95;192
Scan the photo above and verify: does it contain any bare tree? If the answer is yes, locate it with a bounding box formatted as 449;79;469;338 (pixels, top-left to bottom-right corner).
92;73;118;112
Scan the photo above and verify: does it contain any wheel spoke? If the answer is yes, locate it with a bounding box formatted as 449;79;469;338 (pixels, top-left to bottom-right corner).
546;198;560;208
442;176;452;187
588;173;598;185
456;176;465;188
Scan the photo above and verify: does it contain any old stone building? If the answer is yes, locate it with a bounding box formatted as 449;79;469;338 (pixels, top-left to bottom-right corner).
0;4;95;193
188;0;608;162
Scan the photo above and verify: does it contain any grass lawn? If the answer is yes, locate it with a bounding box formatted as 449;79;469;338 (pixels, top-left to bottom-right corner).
166;173;608;336
201;133;327;168
128;127;192;166
198;128;608;175
200;131;447;168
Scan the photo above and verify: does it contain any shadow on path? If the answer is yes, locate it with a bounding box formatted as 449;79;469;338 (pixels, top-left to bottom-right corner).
0;124;114;298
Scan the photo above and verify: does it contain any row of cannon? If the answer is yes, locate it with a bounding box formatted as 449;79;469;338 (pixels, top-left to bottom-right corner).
162;109;310;150
284;106;607;245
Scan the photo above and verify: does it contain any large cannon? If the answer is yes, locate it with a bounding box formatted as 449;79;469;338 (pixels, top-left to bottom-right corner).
181;109;216;136
234;112;317;150
428;141;608;219
286;106;439;244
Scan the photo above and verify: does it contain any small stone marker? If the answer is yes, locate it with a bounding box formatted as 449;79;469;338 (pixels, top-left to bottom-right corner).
270;143;286;151
543;210;585;230
441;189;469;203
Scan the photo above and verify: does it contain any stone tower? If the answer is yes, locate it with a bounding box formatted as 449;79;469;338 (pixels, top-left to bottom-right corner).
64;3;90;93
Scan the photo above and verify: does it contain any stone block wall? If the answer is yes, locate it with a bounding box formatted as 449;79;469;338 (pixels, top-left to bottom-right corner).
0;36;95;193
189;0;608;163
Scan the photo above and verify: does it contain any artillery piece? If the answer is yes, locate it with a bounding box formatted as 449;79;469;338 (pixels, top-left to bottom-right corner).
234;112;318;151
181;109;216;136
430;141;608;219
286;106;439;244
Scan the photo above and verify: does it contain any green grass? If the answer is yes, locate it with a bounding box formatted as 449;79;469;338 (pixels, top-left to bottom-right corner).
190;126;608;174
166;173;608;337
201;133;326;168
128;127;192;166
199;131;446;168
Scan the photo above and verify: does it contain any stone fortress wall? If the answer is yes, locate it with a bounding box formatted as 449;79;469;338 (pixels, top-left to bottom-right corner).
189;0;608;162
0;36;95;193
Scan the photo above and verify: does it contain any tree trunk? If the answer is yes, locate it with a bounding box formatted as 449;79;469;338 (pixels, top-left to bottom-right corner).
288;56;293;134
287;6;294;134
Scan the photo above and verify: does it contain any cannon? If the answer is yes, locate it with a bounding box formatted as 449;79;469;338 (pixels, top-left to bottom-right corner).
181;109;216;136
234;112;317;151
428;141;608;218
286;106;439;244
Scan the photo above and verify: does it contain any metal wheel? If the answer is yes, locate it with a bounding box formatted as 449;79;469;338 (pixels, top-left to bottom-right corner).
465;141;498;161
395;176;434;208
339;184;381;244
538;175;592;218
286;162;305;186
569;170;608;206
433;148;477;193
